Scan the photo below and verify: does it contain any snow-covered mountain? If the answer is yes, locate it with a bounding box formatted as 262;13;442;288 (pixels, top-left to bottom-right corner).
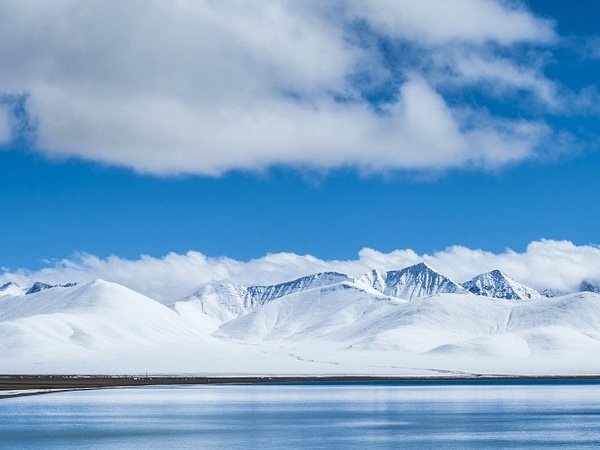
216;279;399;341
3;265;600;376
173;272;354;325
176;264;466;327
25;281;78;295
0;280;78;297
461;270;542;300
362;262;467;299
0;281;25;297
217;289;600;356
250;272;352;303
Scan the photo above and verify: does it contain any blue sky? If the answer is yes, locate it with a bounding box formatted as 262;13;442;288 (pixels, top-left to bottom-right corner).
1;0;600;271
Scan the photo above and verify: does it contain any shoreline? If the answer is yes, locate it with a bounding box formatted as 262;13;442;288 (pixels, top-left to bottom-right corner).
2;374;600;398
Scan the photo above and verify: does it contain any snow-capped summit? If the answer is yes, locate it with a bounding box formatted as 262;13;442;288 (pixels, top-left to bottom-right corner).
461;270;542;300
364;262;466;300
25;282;53;295
0;281;24;297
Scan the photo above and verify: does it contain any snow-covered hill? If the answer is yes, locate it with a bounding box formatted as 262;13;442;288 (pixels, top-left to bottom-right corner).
461;270;542;300
0;280;199;356
2;264;600;376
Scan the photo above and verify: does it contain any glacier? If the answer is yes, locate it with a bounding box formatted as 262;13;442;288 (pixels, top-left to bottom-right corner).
2;262;600;376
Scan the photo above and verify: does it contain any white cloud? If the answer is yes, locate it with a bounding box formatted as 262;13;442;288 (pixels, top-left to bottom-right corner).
2;240;599;302
346;0;555;45
0;0;560;175
432;52;560;109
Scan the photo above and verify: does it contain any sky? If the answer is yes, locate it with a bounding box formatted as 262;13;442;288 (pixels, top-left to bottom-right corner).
1;0;600;292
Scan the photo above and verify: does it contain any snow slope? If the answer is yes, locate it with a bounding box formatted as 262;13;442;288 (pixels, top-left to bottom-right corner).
0;279;327;375
216;281;402;341
462;270;542;300
215;289;600;376
217;288;600;354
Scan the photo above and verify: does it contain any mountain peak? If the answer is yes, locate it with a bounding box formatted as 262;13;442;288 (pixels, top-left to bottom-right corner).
25;282;53;295
0;281;24;297
462;270;542;300
407;261;433;271
365;262;465;300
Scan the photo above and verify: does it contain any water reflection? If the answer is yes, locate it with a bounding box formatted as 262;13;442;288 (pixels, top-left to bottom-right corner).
1;382;600;449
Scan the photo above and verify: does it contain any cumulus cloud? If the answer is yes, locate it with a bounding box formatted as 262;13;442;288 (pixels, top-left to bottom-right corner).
0;0;563;175
2;240;599;302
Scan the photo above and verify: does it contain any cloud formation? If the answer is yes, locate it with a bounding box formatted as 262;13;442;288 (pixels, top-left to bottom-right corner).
0;0;568;175
2;240;599;302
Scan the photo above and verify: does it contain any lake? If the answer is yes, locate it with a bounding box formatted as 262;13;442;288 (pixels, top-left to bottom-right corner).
2;381;600;449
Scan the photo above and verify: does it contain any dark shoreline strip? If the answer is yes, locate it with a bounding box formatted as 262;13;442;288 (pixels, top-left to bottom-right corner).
2;374;600;394
0;388;93;400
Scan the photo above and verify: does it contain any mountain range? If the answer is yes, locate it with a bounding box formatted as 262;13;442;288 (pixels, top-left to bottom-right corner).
2;262;600;376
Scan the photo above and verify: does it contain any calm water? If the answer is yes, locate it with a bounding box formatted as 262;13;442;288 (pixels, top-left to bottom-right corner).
2;381;600;449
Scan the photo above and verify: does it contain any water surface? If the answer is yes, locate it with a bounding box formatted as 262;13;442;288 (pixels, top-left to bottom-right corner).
2;381;600;449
